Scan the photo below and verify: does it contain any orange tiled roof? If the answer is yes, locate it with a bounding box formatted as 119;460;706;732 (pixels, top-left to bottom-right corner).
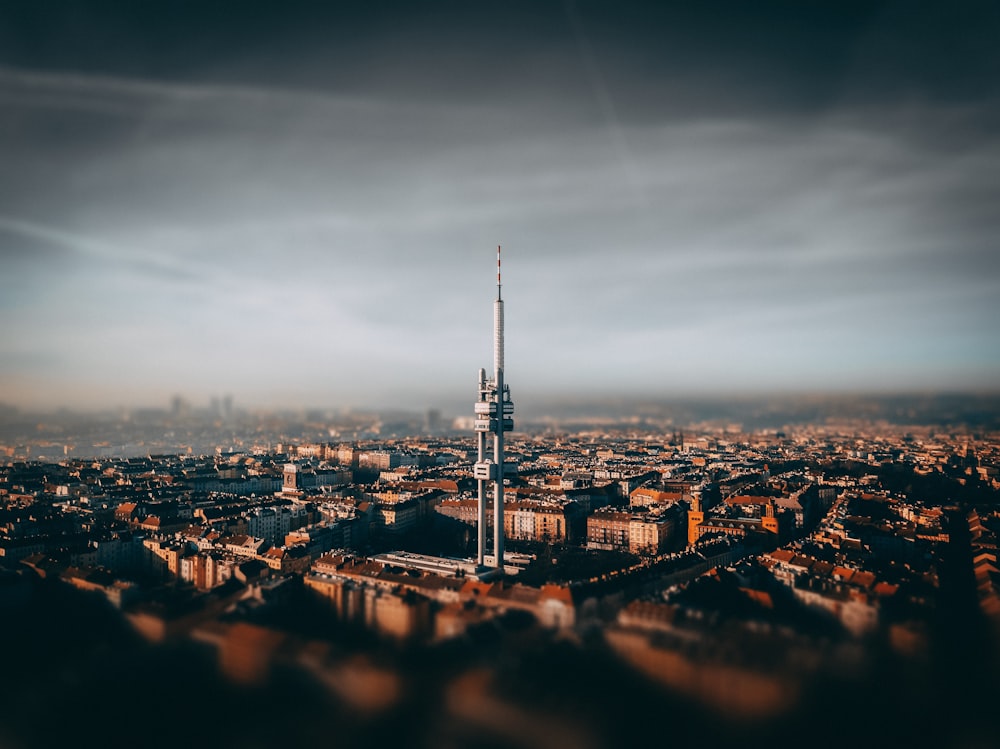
873;582;899;597
832;566;855;582
539;584;573;605
741;588;774;609
789;554;814;569
726;495;773;506
852;571;876;589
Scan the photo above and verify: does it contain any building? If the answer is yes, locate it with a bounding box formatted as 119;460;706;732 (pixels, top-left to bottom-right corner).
587;508;631;550
630;487;688;508
628;511;678;555
437;496;494;527
587;504;684;554
368;489;439;535
502;498;578;543
689;499;793;545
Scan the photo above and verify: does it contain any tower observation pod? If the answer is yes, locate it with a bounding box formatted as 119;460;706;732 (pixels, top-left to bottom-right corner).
474;246;514;571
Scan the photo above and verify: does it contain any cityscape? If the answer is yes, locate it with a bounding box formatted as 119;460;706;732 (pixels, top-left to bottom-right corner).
3;3;1000;749
3;259;999;748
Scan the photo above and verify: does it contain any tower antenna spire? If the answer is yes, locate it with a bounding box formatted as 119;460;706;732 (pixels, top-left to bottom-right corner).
497;244;502;300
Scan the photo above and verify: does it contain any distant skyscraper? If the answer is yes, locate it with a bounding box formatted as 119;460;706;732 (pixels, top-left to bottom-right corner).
473;247;514;570
425;408;442;434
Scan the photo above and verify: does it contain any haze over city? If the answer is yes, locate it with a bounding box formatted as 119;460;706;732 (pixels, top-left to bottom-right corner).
2;1;999;413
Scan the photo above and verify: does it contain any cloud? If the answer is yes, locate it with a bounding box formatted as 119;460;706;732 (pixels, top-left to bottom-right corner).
0;0;998;409
0;215;202;284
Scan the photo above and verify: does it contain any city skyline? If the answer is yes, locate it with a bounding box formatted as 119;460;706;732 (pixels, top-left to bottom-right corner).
2;1;999;412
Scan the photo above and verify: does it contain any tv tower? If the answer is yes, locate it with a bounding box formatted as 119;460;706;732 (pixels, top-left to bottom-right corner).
473;245;514;570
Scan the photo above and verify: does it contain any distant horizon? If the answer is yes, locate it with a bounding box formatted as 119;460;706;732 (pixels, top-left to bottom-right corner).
3;387;998;463
4;387;999;419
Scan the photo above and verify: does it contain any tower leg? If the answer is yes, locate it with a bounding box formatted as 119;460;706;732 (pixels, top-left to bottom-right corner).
477;431;486;567
493;371;504;570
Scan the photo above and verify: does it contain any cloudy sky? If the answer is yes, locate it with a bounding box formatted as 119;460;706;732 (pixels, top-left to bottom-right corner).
1;1;998;413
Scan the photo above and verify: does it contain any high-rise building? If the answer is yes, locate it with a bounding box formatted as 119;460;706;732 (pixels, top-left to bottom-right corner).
473;247;514;571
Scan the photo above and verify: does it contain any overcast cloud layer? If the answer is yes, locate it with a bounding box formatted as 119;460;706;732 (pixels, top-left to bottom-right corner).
1;1;998;412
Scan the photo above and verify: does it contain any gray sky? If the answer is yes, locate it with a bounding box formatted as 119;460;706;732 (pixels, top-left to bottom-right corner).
1;1;998;412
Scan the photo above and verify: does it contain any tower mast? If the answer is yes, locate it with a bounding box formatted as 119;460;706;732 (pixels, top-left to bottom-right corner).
474;245;514;571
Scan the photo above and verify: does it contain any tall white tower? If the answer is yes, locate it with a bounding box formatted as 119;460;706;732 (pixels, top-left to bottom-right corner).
473;246;514;570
